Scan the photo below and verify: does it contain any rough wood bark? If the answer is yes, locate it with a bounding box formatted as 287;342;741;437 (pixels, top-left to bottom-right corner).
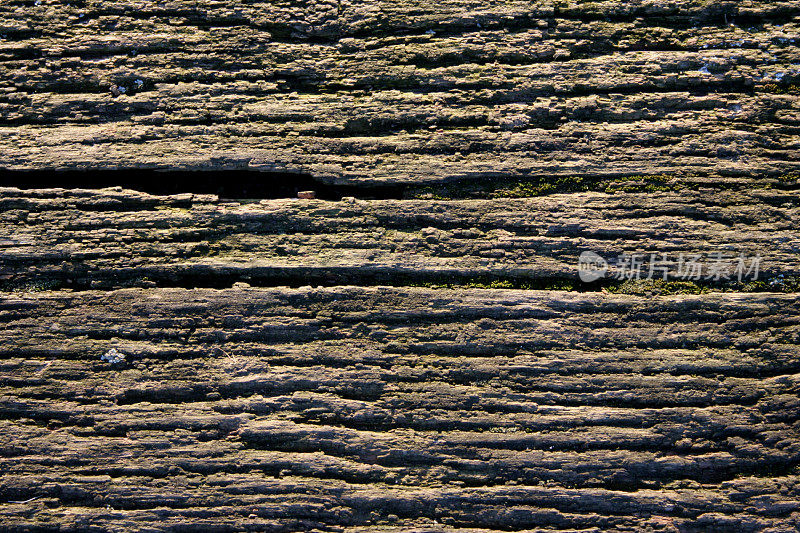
1;187;798;291
1;1;799;183
1;287;799;531
1;1;799;531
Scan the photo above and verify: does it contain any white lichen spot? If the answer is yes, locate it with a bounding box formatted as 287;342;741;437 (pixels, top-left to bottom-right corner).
101;348;126;364
499;114;530;130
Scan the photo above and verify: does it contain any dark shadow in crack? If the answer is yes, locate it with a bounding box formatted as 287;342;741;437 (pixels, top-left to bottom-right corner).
0;168;406;200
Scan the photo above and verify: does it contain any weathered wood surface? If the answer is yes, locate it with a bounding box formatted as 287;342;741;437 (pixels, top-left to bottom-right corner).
1;287;799;531
1;0;799;183
1;186;799;291
1;0;800;531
